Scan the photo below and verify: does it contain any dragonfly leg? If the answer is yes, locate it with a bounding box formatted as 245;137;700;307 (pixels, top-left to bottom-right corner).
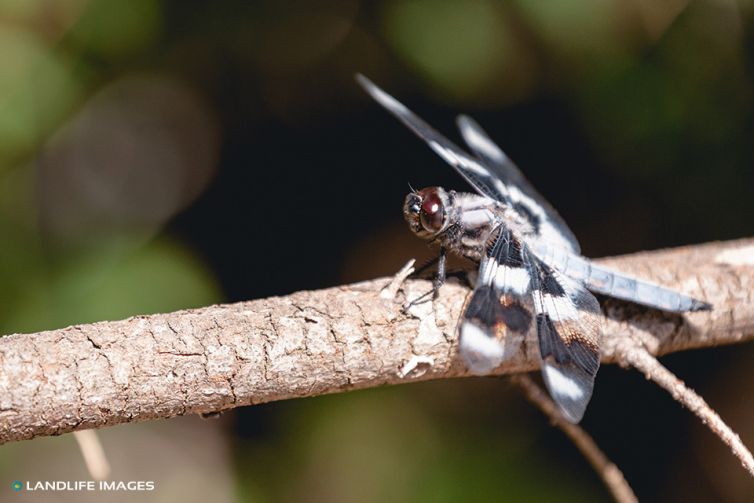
402;248;447;313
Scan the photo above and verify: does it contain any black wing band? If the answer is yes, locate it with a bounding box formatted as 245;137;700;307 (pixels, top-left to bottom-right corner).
459;226;535;373
524;249;602;423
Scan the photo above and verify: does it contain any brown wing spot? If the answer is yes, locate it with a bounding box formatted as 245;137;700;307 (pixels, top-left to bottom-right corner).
556;317;601;349
493;321;508;340
462;286;534;343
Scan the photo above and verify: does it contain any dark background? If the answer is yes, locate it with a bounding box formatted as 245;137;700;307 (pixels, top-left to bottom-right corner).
1;1;753;501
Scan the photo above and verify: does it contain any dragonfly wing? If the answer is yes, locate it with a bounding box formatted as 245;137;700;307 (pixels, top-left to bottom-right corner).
524;250;602;423
459;226;535;373
457;115;580;254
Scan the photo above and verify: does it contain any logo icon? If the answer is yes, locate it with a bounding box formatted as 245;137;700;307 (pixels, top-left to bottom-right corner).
11;481;22;492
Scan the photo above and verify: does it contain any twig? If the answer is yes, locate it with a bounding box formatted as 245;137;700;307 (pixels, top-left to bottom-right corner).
616;339;754;477
513;374;638;503
73;430;111;480
380;259;415;300
0;238;753;445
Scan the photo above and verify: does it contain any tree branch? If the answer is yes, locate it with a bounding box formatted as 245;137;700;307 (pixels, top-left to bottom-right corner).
73;430;110;480
1;238;753;445
615;338;754;476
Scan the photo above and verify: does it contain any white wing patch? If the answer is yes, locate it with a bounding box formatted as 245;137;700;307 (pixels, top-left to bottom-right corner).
539;294;579;322
492;266;530;295
493;179;510;199
358;76;411;116
459;120;507;164
543;364;586;401
428;141;489;176
459;321;504;374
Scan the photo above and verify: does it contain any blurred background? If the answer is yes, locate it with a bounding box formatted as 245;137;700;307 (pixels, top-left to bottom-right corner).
0;0;753;501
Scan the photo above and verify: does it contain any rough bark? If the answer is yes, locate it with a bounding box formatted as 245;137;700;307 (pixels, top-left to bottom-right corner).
1;238;753;444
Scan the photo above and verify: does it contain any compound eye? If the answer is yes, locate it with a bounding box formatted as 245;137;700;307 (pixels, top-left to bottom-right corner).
419;192;445;232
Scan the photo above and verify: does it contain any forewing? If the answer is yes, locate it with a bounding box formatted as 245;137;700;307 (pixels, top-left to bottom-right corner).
457;115;580;254
459;226;535;373
356;74;510;203
525;251;602;423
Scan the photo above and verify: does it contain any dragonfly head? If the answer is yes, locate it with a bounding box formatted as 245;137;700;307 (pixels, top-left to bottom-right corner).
403;187;450;239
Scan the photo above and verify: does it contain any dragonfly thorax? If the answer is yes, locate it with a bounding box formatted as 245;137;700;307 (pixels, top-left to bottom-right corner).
406;188;509;263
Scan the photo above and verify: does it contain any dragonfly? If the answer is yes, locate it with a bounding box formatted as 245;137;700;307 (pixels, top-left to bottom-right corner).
356;74;711;423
